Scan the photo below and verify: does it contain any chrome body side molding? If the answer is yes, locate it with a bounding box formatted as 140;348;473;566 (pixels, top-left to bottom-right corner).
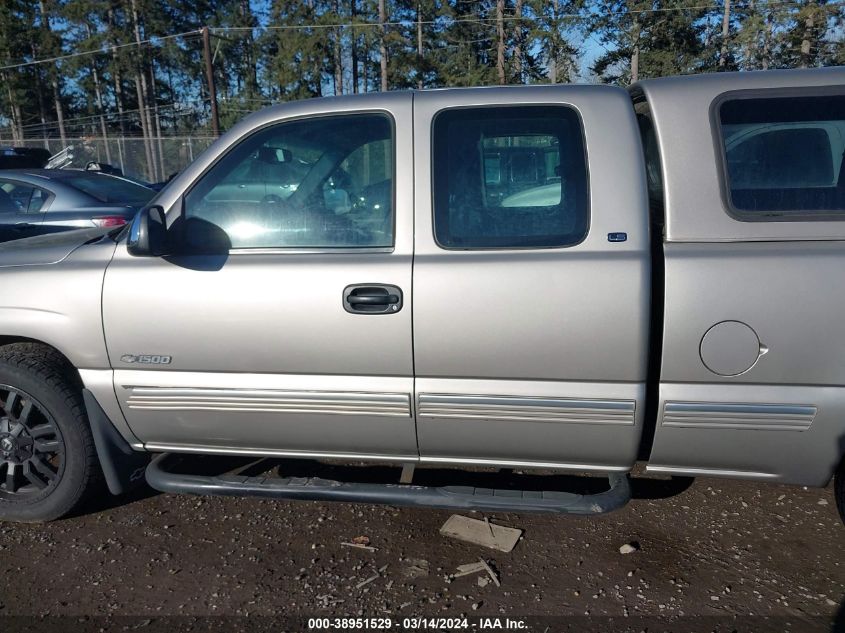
662;401;816;431
418;393;636;425
127;387;412;418
645;465;779;479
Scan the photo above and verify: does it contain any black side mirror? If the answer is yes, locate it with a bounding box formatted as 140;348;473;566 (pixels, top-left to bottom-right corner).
127;205;168;257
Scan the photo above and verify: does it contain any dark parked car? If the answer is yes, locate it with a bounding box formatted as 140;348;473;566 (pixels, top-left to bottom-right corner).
0;169;155;242
0;147;51;170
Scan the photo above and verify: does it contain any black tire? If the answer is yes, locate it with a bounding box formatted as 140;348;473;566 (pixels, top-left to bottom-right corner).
0;344;100;522
836;461;845;528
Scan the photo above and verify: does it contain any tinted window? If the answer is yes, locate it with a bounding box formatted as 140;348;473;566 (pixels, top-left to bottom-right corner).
184;114;393;249
28;187;49;213
0;181;48;213
432;106;588;249
63;174;154;206
718;94;845;216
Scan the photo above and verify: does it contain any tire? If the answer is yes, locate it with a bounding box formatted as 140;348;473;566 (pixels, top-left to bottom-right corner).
837;460;845;528
0;344;100;522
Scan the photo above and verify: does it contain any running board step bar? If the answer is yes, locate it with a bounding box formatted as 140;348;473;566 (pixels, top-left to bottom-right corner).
146;454;631;515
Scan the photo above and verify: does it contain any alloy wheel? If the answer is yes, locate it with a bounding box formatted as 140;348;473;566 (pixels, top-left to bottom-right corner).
0;385;65;500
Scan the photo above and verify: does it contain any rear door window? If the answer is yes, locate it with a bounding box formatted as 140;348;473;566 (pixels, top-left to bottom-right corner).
717;93;845;217
0;181;48;213
432;106;589;249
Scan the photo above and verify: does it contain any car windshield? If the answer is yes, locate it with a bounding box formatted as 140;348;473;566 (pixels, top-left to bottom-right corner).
63;174;155;205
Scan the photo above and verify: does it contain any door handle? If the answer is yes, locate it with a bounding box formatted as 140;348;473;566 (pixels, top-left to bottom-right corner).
347;293;400;305
343;284;403;314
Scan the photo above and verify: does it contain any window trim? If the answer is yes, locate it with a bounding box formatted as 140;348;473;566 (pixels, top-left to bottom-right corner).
710;85;845;223
430;103;591;251
179;109;398;253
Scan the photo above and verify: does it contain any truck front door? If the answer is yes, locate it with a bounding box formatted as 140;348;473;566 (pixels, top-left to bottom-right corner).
102;95;416;461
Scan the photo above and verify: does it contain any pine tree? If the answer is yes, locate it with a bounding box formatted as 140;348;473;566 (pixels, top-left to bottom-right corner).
435;0;497;87
264;0;330;101
529;0;579;83
590;0;706;84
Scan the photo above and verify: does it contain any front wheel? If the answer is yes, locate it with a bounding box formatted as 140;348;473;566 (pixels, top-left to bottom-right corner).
0;346;100;522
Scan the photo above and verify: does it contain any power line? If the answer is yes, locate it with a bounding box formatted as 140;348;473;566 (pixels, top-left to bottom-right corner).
0;29;202;72
211;0;840;32
1;0;840;72
15;100;209;131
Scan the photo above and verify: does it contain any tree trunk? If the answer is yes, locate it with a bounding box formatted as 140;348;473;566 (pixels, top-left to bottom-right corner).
549;0;559;83
38;1;67;146
496;0;506;85
13;103;24;145
514;0;523;83
92;67;112;163
630;18;641;84
133;74;153;181
416;0;424;89
50;78;67;147
141;66;159;179
86;24;112;163
351;0;358;93
112;63;127;136
150;62;165;181
800;9;815;68
363;44;368;91
762;10;772;70
129;0;157;181
29;47;50;148
4;79;21;144
719;0;731;68
107;7;128;137
379;0;388;91
240;0;258;99
334;29;344;95
13;105;24;144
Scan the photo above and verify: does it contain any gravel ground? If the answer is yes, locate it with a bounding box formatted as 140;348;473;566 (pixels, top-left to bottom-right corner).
0;467;843;632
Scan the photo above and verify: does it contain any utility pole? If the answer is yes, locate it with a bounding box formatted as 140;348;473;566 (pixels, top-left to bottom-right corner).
202;26;221;137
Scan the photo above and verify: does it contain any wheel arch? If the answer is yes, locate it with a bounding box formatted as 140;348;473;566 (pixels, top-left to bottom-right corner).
0;336;83;387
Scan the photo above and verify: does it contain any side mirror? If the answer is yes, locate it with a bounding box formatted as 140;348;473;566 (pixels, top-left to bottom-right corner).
127;205;168;257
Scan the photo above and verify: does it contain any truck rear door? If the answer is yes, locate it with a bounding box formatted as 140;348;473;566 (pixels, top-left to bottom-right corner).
411;86;652;471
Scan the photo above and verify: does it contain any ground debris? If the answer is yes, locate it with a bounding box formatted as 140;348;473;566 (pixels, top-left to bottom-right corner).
341;540;378;552
452;562;488;578
403;558;430;579
478;558;501;588
619;542;640;555
355;574;380;589
439;515;522;552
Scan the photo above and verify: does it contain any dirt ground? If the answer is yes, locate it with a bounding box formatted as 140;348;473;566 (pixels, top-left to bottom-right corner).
0;465;843;632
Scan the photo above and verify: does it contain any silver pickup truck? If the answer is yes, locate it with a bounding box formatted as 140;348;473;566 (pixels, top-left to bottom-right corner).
1;67;844;524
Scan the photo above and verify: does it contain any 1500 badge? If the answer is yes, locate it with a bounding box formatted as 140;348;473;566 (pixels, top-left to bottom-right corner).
120;354;172;365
